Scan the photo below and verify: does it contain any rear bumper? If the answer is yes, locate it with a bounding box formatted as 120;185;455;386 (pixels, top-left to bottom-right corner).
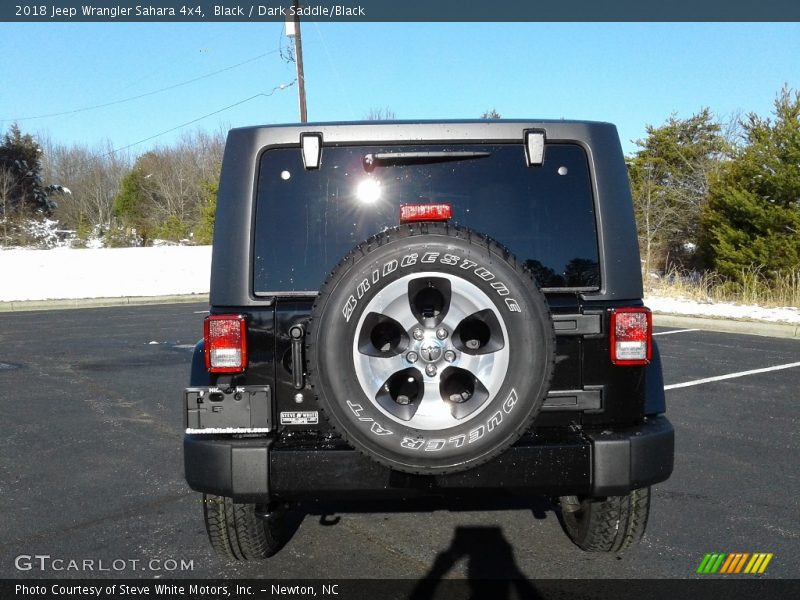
184;416;673;503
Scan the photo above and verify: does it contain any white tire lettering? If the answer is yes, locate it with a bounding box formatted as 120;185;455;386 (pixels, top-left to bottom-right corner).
342;295;357;322
487;411;502;431
441;254;460;266
401;437;425;450
382;259;398;276
468;425;485;444
459;259;477;270
503;389;518;413
347;401;365;417
491;281;510;296
448;434;466;448
356;278;370;299
424;439;445;452
397;392;520;451
474;267;495;281
505;298;522;312
372;269;380;284
400;253;418;267
371;422;393;436
421;252;439;264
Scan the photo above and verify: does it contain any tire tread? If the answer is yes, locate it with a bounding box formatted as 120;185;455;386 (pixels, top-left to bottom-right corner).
562;487;651;553
203;494;286;561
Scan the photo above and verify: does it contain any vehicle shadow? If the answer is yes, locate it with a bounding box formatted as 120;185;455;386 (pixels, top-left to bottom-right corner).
409;526;541;600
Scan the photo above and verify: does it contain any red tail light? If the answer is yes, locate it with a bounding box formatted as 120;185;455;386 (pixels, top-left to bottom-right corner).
400;203;452;223
204;315;247;373
609;307;652;365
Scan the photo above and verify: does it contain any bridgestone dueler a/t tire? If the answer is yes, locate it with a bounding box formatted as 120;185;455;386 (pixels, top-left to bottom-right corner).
203;495;289;560
561;487;651;553
307;223;555;474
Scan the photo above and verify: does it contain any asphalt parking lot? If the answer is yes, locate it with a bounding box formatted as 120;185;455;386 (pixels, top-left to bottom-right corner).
0;303;798;580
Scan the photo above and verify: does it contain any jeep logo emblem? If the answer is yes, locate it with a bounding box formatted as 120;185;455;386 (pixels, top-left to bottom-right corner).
419;341;444;363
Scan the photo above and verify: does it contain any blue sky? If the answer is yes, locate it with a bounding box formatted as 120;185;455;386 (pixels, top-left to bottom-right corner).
1;22;798;157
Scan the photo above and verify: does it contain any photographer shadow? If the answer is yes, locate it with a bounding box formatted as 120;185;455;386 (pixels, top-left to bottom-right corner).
409;526;541;600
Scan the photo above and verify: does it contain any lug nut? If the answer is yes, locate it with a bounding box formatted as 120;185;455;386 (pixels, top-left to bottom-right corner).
294;393;304;404
406;351;419;363
444;350;456;363
449;390;472;403
425;364;437;377
436;327;448;340
412;328;424;341
396;394;411;405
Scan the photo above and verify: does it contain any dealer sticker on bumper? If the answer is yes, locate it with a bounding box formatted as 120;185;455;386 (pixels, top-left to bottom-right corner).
280;411;319;425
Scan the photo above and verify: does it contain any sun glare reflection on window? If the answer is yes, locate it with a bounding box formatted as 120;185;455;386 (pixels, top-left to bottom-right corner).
355;178;382;204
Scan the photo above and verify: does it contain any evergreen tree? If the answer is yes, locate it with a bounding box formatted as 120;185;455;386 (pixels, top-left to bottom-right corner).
194;179;218;245
0;123;64;215
113;167;156;246
701;88;800;280
627;109;728;275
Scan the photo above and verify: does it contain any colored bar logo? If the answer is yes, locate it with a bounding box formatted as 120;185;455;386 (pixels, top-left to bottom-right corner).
697;553;773;574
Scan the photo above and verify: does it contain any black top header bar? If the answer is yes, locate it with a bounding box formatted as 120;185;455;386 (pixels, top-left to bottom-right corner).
4;1;800;22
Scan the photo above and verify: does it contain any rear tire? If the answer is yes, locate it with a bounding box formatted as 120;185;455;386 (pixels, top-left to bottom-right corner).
560;487;651;553
203;494;292;560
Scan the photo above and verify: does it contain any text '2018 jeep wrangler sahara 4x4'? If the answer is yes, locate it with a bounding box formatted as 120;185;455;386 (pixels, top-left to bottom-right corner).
183;120;674;560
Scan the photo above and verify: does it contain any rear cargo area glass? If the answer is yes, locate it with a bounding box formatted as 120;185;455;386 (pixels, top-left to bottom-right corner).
253;143;599;293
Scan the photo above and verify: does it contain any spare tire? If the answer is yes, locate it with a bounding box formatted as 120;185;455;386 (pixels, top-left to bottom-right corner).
307;223;555;474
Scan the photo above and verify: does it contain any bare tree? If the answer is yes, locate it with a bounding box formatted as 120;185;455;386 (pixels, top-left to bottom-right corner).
0;167;16;245
364;107;397;121
40;136;131;238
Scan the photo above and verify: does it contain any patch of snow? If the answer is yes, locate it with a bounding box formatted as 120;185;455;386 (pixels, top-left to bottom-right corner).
0;246;211;302
646;294;800;325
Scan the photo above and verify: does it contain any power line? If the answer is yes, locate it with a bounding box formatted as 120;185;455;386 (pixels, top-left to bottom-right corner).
37;80;296;183
99;80;296;159
312;22;356;120
1;50;279;123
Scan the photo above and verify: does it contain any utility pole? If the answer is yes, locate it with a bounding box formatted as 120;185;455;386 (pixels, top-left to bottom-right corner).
286;1;307;122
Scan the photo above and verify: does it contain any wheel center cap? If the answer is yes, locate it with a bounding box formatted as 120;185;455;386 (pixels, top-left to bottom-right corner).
419;340;444;363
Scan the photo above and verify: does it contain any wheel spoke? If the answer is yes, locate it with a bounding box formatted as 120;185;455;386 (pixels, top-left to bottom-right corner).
438;299;471;335
413;378;454;421
359;354;411;397
380;294;423;332
453;354;504;396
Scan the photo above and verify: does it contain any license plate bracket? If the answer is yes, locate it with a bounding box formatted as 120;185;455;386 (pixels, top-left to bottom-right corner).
185;386;271;433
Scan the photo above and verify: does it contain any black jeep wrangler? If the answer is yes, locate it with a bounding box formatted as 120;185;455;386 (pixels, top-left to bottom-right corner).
183;120;674;559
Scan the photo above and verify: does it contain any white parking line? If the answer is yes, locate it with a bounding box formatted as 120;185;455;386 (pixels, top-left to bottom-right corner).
665;361;800;390
653;328;700;336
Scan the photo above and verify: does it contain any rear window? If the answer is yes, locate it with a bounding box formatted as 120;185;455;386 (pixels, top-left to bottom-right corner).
253;143;599;294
